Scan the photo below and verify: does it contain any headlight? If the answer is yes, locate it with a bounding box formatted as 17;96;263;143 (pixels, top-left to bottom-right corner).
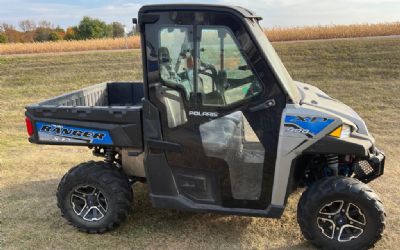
329;124;352;138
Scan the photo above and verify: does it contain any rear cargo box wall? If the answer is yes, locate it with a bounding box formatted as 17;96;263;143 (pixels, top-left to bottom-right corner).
107;82;144;106
40;83;108;106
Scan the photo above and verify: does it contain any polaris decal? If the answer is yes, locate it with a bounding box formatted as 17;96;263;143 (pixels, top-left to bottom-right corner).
36;122;113;145
188;111;219;118
284;116;334;138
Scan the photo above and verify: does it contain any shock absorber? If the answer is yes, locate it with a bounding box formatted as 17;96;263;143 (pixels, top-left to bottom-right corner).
326;154;339;176
104;148;117;164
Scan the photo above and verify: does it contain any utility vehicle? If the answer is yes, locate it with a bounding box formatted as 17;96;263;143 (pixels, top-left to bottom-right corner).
25;4;386;249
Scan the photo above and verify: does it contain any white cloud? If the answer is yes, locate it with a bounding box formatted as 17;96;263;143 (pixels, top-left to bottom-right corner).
218;0;400;27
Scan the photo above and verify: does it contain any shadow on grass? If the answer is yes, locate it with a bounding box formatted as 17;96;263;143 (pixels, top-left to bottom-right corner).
270;242;314;250
3;178;315;249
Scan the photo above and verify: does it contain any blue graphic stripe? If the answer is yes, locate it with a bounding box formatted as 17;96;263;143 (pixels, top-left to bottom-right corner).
284;116;334;135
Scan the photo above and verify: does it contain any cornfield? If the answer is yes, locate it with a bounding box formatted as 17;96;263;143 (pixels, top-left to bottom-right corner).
1;22;399;55
265;22;400;42
0;36;141;55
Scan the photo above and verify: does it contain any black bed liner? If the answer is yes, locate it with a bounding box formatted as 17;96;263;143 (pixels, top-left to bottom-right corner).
26;82;144;149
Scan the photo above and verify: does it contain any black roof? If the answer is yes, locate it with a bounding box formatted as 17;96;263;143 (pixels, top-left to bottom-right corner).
139;4;262;20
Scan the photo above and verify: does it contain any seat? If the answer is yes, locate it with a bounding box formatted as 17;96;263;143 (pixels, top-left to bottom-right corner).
157;47;188;128
159;47;176;82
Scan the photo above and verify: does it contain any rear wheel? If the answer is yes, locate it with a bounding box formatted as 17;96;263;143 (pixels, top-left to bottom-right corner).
297;177;385;250
57;161;133;233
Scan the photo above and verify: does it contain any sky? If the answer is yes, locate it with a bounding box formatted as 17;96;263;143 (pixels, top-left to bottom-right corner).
1;0;399;30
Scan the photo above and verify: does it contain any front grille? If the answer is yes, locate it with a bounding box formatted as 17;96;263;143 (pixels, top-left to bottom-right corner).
354;160;375;178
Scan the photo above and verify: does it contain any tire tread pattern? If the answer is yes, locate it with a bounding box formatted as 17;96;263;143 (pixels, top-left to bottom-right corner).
297;176;385;250
57;161;133;234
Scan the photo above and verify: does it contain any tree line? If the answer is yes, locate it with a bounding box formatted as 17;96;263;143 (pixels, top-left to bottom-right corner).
0;17;133;44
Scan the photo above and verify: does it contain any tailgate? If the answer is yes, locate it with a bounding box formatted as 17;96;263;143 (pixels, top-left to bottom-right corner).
25;82;144;149
26;106;143;149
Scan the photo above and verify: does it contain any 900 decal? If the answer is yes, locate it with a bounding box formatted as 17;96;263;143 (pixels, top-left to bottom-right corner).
286;127;310;135
36;122;113;145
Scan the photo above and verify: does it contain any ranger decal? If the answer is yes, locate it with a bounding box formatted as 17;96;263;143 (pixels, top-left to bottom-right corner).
36;122;113;144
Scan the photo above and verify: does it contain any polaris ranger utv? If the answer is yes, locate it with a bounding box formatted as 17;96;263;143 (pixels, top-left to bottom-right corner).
25;4;386;249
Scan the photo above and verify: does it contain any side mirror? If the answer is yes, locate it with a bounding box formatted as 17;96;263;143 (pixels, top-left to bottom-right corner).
132;18;138;34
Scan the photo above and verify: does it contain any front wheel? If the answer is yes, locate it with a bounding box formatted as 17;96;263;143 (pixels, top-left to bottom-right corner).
57;161;133;233
297;177;385;250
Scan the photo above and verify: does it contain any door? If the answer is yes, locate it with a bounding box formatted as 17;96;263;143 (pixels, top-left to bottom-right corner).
142;10;286;210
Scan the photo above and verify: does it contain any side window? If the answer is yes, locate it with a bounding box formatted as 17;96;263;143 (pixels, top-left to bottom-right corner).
199;27;262;106
159;27;194;100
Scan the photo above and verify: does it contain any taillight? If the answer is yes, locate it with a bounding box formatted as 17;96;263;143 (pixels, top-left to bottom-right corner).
25;117;34;136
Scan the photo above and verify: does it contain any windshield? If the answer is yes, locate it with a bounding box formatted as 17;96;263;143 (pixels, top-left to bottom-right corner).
246;19;300;103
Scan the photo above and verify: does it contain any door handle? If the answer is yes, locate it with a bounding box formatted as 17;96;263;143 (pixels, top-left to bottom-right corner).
249;99;276;112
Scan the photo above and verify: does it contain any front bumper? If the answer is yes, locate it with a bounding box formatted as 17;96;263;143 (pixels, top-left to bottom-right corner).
355;147;385;183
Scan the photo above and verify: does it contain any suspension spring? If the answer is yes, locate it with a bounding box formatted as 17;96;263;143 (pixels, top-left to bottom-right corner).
326;154;339;176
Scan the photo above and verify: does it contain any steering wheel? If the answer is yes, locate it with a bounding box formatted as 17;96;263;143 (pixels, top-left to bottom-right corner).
199;61;217;78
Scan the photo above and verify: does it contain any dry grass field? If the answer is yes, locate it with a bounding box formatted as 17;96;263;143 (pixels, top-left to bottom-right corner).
1;22;399;55
1;36;399;249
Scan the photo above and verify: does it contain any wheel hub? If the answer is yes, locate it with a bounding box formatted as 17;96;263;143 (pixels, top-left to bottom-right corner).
70;185;108;222
87;195;97;206
334;214;347;226
317;200;366;242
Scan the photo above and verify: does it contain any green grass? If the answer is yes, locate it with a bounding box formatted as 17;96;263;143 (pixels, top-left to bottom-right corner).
1;37;400;249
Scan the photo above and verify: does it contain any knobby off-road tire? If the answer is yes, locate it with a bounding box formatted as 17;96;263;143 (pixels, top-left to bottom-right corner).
297;176;385;250
57;161;133;233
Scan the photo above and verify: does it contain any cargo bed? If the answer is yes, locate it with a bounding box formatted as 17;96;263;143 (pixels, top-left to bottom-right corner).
25;82;144;149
